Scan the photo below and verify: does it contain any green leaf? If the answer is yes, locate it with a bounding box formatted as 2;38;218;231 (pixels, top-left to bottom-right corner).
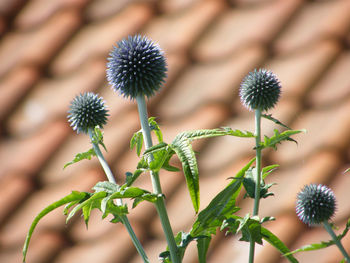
63;148;96;169
262;164;279;180
262;114;291;129
92;181;119;194
236;215;264;245
149;117;163;143
130;130;143;156
191;158;255;237
171;135;200;212
222;127;255;138
108;202;128;223
259;129;305;150
197;236;211;263
179;128;254;143
92;126;107;152
285;219;350;256
261;227;299;263
66;191;107;223
23;191;89;262
125;169;145;186
109;186;156;201
243;168;275;199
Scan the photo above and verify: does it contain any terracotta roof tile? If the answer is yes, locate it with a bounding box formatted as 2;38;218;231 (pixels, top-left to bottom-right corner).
49;3;153;76
0;174;33;224
266;40;342;101
53;224;138;263
0;121;70;177
193;0;303;62
0;230;65;263
0;0;26;16
0;65;40;122
6;59;106;137
0;9;82;77
273;0;350;55
0;169;102;248
1;0;350;262
157;46;266;119
273;99;350;165
306;50;350;108
13;0;88;30
143;0;226;55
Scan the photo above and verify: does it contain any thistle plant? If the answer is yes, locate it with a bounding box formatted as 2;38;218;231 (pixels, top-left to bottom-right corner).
295;184;350;262
239;69;281;263
23;34;350;263
107;35;180;263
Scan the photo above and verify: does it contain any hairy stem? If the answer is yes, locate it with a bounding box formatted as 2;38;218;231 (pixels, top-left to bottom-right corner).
323;221;350;262
88;128;149;263
136;94;180;263
249;109;262;263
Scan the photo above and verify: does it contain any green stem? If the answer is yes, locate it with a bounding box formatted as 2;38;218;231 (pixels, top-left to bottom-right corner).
253;109;262;216
323;221;350;262
88;129;149;263
249;109;262;263
136;94;180;263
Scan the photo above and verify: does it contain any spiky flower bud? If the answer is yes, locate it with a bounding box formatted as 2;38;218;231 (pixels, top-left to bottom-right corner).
106;35;167;99
68;92;109;134
239;69;281;111
296;184;336;225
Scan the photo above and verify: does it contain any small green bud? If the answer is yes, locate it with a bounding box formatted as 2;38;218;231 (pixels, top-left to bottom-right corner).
67;92;109;134
239;69;281;111
296;184;336;225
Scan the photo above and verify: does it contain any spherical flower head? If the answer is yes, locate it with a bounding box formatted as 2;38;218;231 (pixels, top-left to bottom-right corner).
106;35;167;100
68;92;109;134
239;69;281;111
296;184;336;225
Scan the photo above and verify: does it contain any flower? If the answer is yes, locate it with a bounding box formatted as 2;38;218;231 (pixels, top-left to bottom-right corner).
68;92;109;134
296;184;336;225
239;69;281;111
106;35;167;99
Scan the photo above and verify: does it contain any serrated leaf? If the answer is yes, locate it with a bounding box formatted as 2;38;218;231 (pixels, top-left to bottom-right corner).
63;148;96;169
108;202;128;223
259;129;305;150
285;219;350;256
237;215;263;245
262;164;279;180
66;191;107;223
92;181;119;194
262;114;291;129
23;191;89;262
191;158;255;237
92;126;107;152
171;136;200;212
261;227;299;263
149;117;163;143
130;130;143;156
109;186;156;201
222;127;255;138
125;169;145;187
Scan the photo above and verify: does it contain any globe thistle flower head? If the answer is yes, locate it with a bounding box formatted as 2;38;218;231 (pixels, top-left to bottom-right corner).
68;92;109;134
106;35;167;100
296;184;336;225
239;69;281;112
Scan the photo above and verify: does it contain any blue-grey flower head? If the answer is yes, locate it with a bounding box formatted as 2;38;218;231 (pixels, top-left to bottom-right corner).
296;184;336;225
68;92;109;134
239;69;281;111
106;35;167;99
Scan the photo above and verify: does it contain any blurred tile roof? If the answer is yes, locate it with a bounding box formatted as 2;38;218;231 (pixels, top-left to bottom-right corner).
1;0;350;262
